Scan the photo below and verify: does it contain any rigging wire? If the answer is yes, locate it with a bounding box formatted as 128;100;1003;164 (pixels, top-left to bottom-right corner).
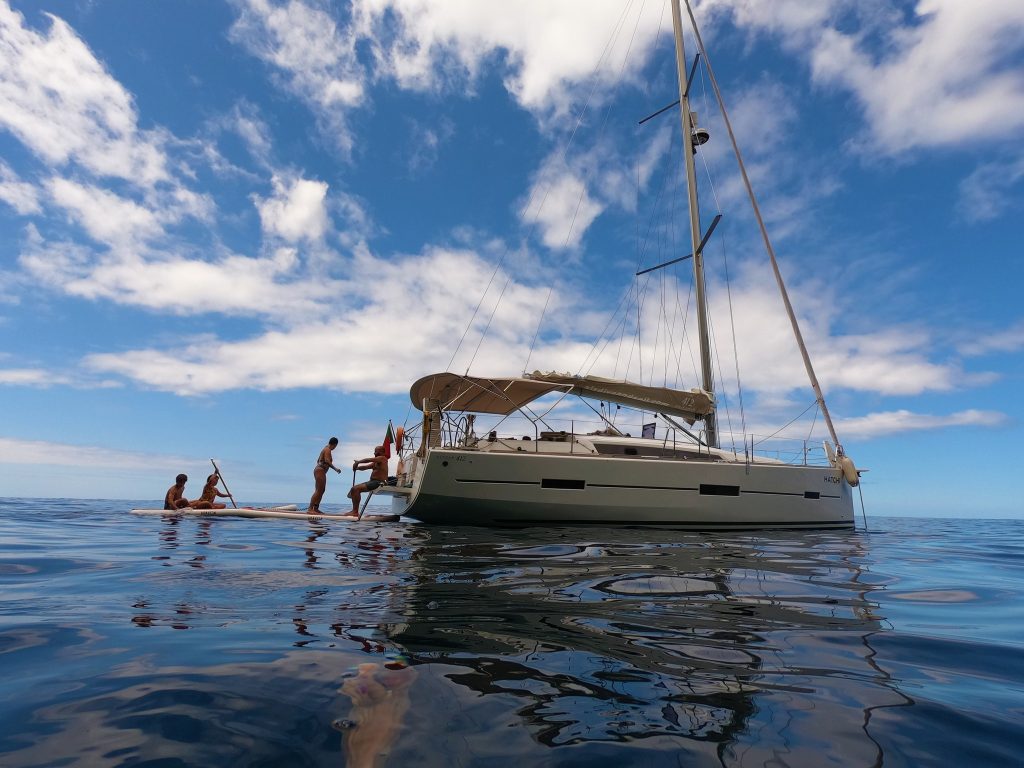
753;399;819;447
690;54;748;447
525;0;651;375
717;221;747;440
575;1;675;381
805;401;820;444
453;0;639;376
682;0;845;451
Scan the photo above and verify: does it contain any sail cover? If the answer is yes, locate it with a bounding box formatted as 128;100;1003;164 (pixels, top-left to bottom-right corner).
528;371;714;423
409;373;562;415
409;371;714;423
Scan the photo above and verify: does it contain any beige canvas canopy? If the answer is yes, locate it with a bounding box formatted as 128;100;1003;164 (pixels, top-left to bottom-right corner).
409;371;714;423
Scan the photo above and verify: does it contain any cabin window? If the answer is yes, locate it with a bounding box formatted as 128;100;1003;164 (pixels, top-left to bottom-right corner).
541;478;586;490
804;491;820;499
624;447;638;456
699;484;740;496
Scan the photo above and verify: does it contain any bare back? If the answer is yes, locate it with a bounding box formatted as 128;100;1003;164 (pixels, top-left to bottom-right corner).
164;485;184;509
316;445;333;471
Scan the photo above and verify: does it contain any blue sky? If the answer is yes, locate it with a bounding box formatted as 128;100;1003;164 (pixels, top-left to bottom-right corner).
1;0;1022;516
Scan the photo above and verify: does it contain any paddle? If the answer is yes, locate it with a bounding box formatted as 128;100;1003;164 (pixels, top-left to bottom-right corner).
356;487;377;521
210;458;238;509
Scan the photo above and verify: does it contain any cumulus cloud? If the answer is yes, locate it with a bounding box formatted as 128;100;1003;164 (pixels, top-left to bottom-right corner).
555;257;995;449
80;245;560;395
803;0;1024;153
230;0;365;154
255;175;330;242
0;0;1011;458
0;161;41;214
18;228;333;320
521;159;604;250
229;0;671;147
688;1;1024;155
0;5;169;184
352;0;665;116
48;178;163;247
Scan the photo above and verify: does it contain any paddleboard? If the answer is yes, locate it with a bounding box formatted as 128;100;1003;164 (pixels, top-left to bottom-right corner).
130;506;400;522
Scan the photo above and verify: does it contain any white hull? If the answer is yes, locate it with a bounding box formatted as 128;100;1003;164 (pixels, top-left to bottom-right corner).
399;449;854;529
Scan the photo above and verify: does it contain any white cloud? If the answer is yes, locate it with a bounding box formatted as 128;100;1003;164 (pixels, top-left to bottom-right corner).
0;368;70;387
958;154;1024;222
581;260;987;409
693;1;1024;155
255;175;330;242
0;160;40;214
19;232;332;320
80;245;559;395
958;320;1024;357
710;0;841;37
230;0;365;154
353;0;666;117
521;159;603;250
230;0;671;143
805;0;1024;153
0;5;169;184
834;408;1008;440
405;117;455;174
66;234;993;413
0;436;192;470
231;101;275;163
48;177;162;247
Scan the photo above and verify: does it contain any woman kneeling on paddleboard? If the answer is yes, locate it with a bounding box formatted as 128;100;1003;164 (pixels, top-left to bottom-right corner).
191;473;231;509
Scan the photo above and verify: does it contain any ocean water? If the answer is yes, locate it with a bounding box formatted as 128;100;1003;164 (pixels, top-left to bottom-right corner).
0;499;1021;767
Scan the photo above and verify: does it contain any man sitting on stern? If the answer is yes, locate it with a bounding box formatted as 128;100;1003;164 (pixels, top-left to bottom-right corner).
347;446;388;516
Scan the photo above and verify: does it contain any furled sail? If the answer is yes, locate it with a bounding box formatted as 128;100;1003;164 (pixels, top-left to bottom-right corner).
409;373;563;415
527;371;714;424
409;371;714;424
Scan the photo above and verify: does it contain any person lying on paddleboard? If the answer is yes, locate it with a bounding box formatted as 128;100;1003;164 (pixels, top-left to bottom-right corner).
164;474;190;510
347;446;388;516
191;473;231;509
309;437;343;513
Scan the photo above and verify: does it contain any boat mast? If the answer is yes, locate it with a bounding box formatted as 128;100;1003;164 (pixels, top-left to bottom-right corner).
679;0;846;455
670;0;718;448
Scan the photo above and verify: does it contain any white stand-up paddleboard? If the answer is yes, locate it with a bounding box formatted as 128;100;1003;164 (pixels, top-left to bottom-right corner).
130;506;401;522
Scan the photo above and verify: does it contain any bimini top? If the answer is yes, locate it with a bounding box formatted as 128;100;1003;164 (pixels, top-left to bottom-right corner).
409;371;715;424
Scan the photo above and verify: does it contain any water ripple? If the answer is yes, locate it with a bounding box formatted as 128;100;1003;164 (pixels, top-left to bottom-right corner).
0;501;1021;766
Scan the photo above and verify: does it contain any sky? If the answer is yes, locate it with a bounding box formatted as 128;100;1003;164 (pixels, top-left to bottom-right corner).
0;0;1022;516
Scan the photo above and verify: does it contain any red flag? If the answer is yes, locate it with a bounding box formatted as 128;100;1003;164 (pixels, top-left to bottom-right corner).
382;422;395;459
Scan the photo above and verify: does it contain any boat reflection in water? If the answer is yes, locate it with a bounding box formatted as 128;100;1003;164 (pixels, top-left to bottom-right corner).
387;525;908;765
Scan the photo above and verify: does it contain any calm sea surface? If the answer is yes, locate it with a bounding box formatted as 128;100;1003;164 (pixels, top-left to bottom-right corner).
0;498;1021;767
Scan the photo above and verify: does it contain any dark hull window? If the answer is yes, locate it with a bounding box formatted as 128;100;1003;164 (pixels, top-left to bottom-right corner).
542;478;586;490
699;484;740;496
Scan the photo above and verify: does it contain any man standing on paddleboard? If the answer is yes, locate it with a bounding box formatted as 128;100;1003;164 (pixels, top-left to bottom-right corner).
309;437;342;513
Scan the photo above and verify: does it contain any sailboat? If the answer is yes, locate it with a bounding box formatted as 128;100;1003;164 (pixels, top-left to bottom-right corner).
379;0;860;529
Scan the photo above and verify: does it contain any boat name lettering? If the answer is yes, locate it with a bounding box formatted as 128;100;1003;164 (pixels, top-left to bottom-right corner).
824;475;841;484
